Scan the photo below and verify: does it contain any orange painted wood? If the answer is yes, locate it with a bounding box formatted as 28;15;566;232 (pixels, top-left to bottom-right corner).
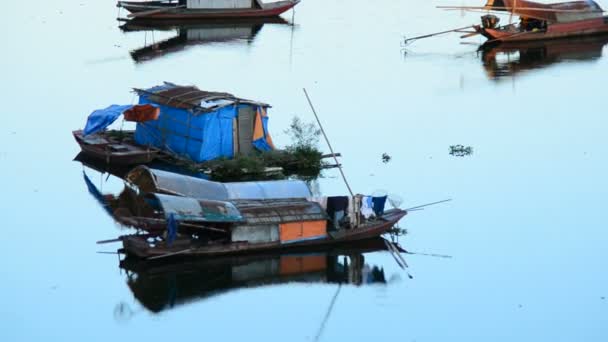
280;255;327;275
279;220;327;242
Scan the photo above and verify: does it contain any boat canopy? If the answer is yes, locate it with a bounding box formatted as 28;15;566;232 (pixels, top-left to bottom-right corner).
483;0;604;23
134;82;275;162
145;193;245;222
127;166;312;200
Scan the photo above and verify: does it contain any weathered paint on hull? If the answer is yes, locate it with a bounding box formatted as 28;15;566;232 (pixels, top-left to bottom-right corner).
480;17;608;43
73;130;159;165
121;2;298;19
122;209;407;259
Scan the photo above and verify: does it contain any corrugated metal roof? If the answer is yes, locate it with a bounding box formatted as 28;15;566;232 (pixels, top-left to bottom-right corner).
134;82;270;113
234;198;328;225
127;166;312;201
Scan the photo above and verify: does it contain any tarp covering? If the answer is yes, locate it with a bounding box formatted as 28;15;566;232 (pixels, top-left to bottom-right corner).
134;83;274;162
127;166;312;200
147;193;244;222
252;107;275;151
124;104;160;122
83;104;133;136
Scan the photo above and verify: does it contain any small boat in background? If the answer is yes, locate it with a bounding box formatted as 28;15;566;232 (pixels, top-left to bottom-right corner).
475;0;608;44
117;0;300;20
409;1;608;46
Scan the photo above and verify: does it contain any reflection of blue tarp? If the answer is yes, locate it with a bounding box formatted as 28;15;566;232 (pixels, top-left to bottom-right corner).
83;171;113;217
83;105;132;136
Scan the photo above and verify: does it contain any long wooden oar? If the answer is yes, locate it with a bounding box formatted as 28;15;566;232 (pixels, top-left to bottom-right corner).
404;25;475;44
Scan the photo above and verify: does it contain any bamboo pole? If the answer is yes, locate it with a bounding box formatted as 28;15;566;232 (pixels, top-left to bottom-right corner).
303;88;354;197
404;25;475;43
405;198;452;211
437;5;604;13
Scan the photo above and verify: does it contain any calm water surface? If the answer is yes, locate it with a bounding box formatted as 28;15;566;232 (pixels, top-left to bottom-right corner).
1;0;607;341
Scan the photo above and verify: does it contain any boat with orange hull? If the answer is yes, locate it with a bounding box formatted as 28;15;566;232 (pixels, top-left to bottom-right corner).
475;0;608;44
120;209;406;259
118;0;300;20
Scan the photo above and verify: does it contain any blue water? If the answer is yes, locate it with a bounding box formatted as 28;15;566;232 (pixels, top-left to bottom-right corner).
1;0;607;341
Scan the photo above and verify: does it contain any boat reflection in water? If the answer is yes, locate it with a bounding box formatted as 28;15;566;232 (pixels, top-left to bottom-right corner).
480;35;608;79
119;239;392;313
120;17;290;63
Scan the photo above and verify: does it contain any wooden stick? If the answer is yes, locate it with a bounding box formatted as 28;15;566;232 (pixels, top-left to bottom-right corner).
96;237;123;244
384;239;405;269
404;26;474;43
303;88;354;197
437;5;605;13
148;248;192;260
461;31;480;38
386;239;409;267
405;199;452;211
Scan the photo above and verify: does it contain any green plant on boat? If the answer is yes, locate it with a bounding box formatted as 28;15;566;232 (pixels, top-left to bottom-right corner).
202;117;327;182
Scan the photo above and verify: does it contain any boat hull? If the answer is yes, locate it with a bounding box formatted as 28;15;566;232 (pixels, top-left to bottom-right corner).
73;130;159;165
478;16;608;44
119;1;299;19
122;209;407;259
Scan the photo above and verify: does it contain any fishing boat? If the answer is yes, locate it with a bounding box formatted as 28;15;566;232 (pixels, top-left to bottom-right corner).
407;1;608;46
474;0;608;44
73;130;160;165
93;166;407;259
117;0;300;20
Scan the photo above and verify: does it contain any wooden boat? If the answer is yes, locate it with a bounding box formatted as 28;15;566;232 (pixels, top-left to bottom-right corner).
474;0;608;44
94;166;407;260
73;130;160;165
120;209;406;259
118;0;300;20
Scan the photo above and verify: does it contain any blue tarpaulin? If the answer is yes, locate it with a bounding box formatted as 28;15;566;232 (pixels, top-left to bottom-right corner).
83;104;133;136
252;115;273;151
133;84;275;163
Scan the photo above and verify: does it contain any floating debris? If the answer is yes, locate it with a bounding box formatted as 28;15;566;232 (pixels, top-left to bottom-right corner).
382;153;392;163
449;145;473;157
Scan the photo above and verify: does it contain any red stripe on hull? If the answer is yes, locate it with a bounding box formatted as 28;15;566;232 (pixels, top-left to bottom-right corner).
482;17;608;43
131;4;297;20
